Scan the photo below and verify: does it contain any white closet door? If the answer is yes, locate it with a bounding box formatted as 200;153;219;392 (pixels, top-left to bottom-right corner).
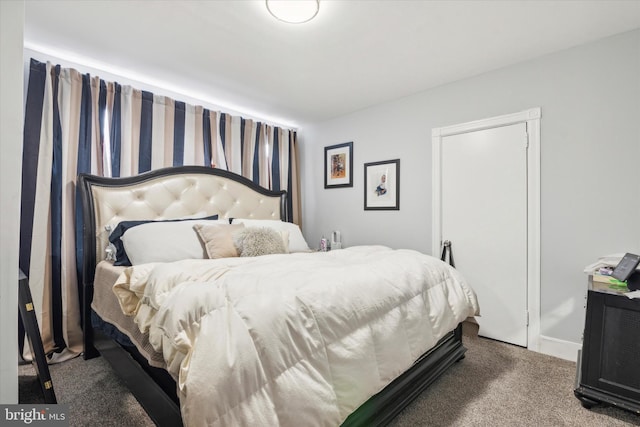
441;123;528;347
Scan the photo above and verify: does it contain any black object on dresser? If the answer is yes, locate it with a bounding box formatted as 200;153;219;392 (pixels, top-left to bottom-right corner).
574;282;640;415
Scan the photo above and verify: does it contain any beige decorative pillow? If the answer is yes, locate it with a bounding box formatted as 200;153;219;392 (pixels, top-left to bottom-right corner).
194;224;245;259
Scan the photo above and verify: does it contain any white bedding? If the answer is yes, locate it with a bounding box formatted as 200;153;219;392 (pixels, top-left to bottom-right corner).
113;245;479;427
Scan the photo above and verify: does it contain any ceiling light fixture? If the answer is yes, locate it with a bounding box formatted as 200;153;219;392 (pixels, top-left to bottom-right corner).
266;0;319;24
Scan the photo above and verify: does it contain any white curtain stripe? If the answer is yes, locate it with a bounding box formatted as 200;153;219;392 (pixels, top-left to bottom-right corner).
209;110;218;167
280;129;290;191
229;115;242;174
241;119;253;180
90;77;102;176
120;86;133;177
214;113;227;170
102;82;114;178
183;104;196;165
163;98;175;168
58;69;84;357
151;94;166;169
29;62;55;331
193;105;204;166
267;125;275;188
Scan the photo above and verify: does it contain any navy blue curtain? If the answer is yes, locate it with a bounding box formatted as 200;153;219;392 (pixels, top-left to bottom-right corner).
20;59;46;277
271;127;281;191
173;101;186;166
287;132;294;221
110;83;122;177
18;60;47;357
202;109;213;167
73;73;94;336
138;91;154;173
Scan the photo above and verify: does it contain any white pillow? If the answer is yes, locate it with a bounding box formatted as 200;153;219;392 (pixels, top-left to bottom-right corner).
231;219;310;253
121;219;229;265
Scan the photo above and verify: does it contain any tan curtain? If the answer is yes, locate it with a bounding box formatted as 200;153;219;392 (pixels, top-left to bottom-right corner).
290;133;302;227
21;59;301;363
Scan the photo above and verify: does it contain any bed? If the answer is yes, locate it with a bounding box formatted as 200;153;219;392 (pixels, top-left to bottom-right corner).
78;165;478;426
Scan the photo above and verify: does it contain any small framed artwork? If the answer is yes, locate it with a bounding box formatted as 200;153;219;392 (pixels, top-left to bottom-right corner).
364;159;400;210
324;142;353;189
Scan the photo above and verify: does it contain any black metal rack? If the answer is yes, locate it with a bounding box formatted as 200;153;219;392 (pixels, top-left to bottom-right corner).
18;270;57;404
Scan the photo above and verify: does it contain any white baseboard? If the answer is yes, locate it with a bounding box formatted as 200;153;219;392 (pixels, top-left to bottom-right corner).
538;335;582;362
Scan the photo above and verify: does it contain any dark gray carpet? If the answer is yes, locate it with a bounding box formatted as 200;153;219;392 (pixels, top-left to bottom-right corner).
19;356;153;427
20;326;639;426
389;324;639;427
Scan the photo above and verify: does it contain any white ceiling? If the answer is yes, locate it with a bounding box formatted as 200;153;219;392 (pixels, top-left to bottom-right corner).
24;1;640;127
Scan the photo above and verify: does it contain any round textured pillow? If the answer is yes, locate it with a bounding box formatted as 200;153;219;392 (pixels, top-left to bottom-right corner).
233;227;287;257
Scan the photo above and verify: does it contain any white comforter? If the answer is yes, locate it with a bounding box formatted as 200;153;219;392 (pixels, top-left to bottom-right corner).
113;246;479;427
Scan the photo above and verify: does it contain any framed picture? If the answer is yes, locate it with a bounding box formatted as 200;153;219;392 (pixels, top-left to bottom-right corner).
364;159;400;210
324;142;353;188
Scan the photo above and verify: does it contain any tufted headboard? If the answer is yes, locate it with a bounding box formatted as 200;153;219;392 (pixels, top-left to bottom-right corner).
78;165;287;284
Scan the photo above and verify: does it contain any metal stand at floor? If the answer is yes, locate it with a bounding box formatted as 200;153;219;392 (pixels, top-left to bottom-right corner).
18;270;57;403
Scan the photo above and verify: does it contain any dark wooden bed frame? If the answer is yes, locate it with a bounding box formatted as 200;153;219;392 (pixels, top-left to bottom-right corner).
78;166;466;427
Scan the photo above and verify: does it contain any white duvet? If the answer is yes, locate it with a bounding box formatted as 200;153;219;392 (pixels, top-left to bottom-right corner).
113;245;479;427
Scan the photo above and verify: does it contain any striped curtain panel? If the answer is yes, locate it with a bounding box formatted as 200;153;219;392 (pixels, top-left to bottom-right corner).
20;59;300;360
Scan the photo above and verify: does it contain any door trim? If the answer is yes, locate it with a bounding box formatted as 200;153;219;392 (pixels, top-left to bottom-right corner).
431;108;541;351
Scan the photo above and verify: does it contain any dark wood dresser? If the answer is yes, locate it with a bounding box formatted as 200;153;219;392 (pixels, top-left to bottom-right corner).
574;278;640;414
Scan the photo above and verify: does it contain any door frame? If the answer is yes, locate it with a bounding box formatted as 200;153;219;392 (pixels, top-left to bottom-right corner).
431;108;541;351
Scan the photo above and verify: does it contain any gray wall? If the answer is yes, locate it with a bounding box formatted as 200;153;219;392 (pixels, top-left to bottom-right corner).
0;0;24;404
299;29;640;345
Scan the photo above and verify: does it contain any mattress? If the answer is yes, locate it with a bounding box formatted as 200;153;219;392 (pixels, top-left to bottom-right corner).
92;260;166;368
